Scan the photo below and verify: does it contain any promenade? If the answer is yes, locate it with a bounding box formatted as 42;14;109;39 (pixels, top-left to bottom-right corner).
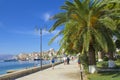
16;61;82;80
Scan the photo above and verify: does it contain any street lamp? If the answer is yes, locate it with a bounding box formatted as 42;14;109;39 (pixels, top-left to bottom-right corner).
35;27;44;69
40;28;42;69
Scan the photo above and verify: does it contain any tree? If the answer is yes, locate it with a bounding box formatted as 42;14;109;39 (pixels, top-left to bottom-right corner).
49;0;120;73
115;39;120;49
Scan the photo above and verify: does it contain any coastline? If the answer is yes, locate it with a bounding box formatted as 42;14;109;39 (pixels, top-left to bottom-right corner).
0;62;62;80
0;60;51;75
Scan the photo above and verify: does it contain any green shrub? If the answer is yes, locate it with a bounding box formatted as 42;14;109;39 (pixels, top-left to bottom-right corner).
79;53;88;69
103;56;109;61
102;62;108;68
116;58;120;62
97;61;108;68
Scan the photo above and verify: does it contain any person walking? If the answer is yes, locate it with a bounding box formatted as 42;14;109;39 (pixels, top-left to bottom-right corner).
67;57;70;64
78;56;81;68
63;56;67;65
51;57;55;69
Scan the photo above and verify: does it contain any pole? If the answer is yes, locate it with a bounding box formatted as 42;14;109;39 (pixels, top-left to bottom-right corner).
40;28;42;69
80;71;83;80
80;64;83;80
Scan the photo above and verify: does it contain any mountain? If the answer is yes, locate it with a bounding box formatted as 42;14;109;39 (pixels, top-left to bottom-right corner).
0;54;14;60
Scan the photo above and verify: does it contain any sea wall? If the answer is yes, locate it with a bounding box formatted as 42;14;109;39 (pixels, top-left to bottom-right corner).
0;62;62;80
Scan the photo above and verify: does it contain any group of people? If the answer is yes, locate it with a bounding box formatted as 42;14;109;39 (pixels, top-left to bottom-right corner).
51;56;70;70
51;55;81;70
63;56;70;65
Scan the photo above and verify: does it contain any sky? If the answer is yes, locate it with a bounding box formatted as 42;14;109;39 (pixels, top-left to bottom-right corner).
0;0;66;55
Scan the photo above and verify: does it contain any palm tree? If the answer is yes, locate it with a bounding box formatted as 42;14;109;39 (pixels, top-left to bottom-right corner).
49;0;120;73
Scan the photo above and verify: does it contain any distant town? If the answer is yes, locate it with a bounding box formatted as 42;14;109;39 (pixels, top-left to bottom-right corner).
1;48;62;62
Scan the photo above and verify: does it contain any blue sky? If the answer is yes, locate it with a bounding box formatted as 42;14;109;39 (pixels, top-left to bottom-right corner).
0;0;66;55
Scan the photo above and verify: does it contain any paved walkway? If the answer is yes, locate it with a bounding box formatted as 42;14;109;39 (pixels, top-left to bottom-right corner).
16;61;82;80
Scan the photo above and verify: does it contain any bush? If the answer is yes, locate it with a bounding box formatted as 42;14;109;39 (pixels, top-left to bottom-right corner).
97;61;108;68
102;62;108;68
103;56;109;61
116;58;120;62
79;53;88;69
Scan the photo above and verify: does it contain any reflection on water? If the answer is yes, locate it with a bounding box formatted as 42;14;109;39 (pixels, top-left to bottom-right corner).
0;60;51;75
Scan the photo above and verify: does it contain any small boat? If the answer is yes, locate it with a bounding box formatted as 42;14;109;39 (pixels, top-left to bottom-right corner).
34;58;43;61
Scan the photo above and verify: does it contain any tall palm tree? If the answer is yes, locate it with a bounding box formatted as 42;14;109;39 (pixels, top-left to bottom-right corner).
49;0;120;73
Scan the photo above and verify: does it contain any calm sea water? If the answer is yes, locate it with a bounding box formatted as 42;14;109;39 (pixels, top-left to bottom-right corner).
0;60;51;75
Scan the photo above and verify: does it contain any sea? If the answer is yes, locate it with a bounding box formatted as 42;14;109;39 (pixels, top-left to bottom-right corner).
0;60;51;75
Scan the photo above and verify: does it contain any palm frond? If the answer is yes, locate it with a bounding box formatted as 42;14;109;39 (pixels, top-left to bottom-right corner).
48;30;63;45
83;28;91;52
99;17;117;30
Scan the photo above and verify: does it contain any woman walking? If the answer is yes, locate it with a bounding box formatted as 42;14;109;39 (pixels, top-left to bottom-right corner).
51;57;55;69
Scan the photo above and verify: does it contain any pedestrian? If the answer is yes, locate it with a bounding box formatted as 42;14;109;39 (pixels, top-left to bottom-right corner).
78;56;81;68
67;57;70;64
71;56;74;61
63;56;67;65
51;57;55;69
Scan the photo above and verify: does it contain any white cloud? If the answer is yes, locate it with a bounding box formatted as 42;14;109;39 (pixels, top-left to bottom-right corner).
50;30;60;35
53;36;62;43
49;30;62;43
35;29;60;36
43;13;51;22
34;29;49;36
12;28;61;42
34;29;62;44
11;29;35;36
42;30;49;35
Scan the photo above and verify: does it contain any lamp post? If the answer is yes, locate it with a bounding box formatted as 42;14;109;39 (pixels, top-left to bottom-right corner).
40;28;42;69
35;27;43;69
35;26;47;69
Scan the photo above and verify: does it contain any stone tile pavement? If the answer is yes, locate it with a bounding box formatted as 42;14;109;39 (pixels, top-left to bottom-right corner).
16;61;82;80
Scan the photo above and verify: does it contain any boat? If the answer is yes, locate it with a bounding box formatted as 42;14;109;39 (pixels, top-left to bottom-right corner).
34;58;43;61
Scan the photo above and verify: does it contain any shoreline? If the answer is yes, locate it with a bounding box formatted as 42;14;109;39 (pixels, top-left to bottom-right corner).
0;62;62;80
0;60;52;75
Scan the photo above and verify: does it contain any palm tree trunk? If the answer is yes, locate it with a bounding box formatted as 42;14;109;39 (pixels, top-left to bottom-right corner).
88;45;97;73
108;52;113;60
88;51;96;65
